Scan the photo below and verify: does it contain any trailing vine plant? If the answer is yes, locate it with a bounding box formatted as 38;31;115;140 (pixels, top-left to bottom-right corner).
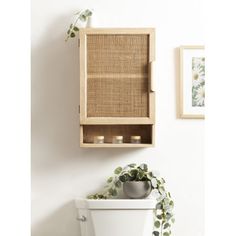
65;9;93;41
87;163;175;236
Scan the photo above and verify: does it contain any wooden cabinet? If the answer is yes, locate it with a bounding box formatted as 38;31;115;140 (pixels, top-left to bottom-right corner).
79;28;155;147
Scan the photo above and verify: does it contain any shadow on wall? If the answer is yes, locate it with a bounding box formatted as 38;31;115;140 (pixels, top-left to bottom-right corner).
31;16;140;168
32;16;143;236
31;201;80;236
174;47;180;119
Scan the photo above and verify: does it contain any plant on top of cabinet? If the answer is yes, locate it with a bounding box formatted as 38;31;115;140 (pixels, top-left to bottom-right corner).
65;9;93;41
88;163;174;236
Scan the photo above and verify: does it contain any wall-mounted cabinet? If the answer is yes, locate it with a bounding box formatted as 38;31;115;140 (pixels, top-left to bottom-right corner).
79;28;155;147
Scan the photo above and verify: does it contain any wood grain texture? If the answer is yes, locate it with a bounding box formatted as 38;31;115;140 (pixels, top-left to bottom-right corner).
80;125;154;147
79;29;156;147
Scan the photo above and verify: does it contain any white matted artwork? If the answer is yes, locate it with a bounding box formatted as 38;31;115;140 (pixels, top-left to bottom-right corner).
179;45;205;119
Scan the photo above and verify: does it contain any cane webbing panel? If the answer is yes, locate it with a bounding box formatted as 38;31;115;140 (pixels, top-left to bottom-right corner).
83;125;152;144
87;34;149;117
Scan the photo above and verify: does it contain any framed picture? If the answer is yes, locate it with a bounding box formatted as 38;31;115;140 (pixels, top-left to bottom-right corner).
179;45;205;119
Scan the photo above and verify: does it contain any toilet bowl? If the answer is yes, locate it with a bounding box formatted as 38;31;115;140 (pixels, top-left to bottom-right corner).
75;199;156;236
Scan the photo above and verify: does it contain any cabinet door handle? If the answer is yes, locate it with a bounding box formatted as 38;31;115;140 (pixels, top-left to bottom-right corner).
149;61;155;92
77;215;86;222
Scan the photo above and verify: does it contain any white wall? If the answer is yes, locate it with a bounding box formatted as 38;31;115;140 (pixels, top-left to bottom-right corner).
31;0;204;236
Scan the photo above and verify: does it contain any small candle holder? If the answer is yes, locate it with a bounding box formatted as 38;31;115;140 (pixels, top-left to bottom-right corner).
93;136;104;144
112;136;123;144
130;136;141;144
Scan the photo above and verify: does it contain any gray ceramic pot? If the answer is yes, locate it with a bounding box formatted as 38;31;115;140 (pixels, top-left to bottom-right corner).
123;181;152;199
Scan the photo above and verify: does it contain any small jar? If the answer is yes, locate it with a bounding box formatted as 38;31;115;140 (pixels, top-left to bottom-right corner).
112;136;123;144
131;136;141;144
93;136;104;144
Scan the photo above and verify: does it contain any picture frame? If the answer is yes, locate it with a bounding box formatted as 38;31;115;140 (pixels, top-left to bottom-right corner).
179;45;205;119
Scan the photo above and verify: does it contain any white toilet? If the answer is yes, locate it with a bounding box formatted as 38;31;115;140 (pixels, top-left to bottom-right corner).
75;199;156;236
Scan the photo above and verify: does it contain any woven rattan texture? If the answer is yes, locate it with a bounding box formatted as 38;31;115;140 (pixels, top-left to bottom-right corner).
83;125;152;144
87;34;149;117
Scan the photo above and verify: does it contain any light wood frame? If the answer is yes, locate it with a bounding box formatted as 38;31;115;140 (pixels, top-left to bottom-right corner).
179;45;205;119
80;125;155;148
79;28;156;147
79;28;156;125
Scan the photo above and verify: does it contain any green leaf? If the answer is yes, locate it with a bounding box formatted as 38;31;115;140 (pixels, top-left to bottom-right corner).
84;9;92;16
137;170;145;180
114;167;122;175
130;169;138;177
154;221;161;228
112;188;117;196
70;32;75;37
156;215;162;220
156;203;162;209
163;232;169;236
139;163;148;171
166;213;172;220
70;24;73;28
164;223;170;229
147;172;153;180
107;177;113;183
115;180;122;188
118;175;125;182
153;231;159;236
128;163;137;168
79;14;87;22
108;188;117;196
67;30;71;34
73;26;79;31
171;218;175;224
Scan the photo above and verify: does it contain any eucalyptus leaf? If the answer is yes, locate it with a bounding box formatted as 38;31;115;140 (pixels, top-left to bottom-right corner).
139;163;148;171
79;14;87;22
147;172;153;180
115;180;122;188
70;32;75;37
73;26;79;31
164;223;170;229
154;221;161;228
166;213;172;221
84;9;92;16
156;203;162;209
108;188;117;196
119;174;127;182
114;167;122;174
163;232;169;236
107;177;113;183
137;170;144;180
128;163;137;168
153;231;159;236
130;169;138;178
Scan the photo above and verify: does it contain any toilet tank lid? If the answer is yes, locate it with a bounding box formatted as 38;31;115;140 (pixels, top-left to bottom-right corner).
75;199;156;209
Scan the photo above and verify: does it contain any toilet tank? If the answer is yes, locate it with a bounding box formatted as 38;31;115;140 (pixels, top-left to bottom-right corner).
75;199;156;236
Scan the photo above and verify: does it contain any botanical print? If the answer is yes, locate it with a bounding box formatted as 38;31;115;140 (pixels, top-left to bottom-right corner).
192;57;205;107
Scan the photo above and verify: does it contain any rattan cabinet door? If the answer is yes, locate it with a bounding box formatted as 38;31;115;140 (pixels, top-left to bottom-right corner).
79;29;155;125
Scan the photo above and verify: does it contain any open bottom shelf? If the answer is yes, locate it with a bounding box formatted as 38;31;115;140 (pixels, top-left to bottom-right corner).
80;125;154;147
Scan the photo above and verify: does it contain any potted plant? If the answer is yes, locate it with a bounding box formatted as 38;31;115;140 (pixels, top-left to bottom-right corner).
65;9;93;42
88;163;175;236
